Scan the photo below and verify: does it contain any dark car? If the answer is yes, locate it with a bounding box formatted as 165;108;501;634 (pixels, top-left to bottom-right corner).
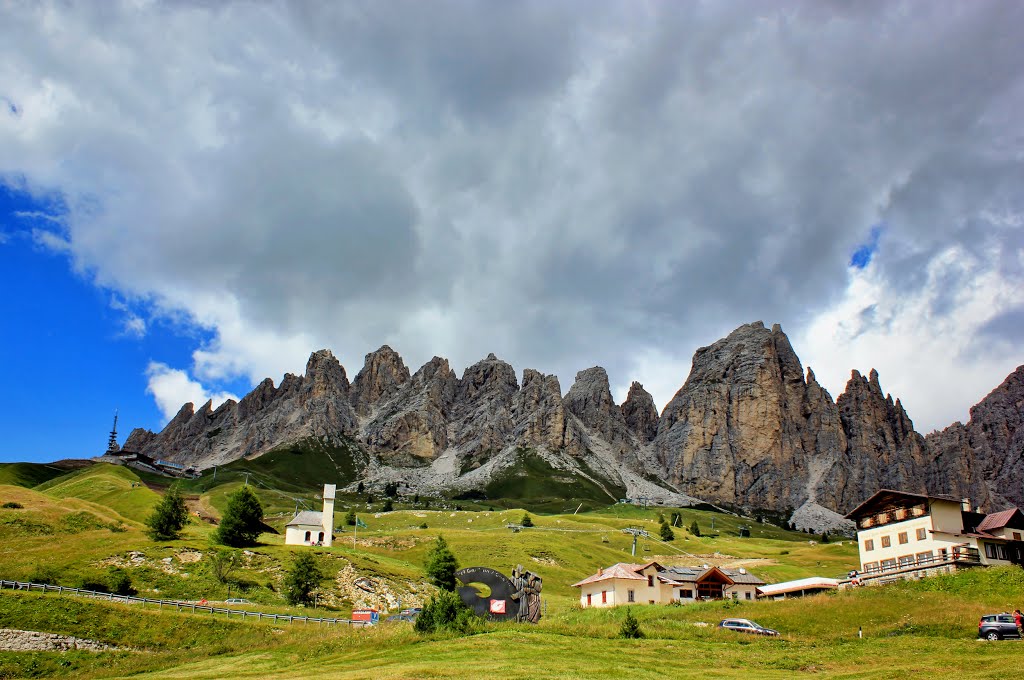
718;618;780;636
386;608;422;623
978;614;1021;640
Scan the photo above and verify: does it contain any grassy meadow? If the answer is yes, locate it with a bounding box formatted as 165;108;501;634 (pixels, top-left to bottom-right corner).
0;461;1021;678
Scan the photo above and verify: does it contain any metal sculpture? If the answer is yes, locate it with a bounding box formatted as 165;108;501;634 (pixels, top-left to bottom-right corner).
455;565;543;623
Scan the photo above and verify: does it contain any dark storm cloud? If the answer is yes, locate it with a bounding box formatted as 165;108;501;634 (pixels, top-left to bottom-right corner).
1;0;1022;426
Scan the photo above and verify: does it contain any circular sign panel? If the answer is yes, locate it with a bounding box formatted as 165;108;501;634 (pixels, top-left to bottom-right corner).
455;567;517;621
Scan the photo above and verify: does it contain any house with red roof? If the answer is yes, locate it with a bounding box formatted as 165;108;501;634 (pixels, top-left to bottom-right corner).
845;489;1024;586
571;562;764;608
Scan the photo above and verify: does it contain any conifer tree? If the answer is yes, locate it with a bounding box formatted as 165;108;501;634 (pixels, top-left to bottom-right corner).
689;520;701;537
424;535;459;591
659;521;675;541
521;513;534;527
145;484;188;540
285;552;325;605
214;486;264;547
619;608;644;639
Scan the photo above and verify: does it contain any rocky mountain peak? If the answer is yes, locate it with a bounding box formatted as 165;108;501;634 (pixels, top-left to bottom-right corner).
350;345;410;415
304;349;350;398
456;353;519;401
621;381;659;442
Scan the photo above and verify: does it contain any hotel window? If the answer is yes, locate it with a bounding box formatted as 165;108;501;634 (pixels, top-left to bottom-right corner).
916;551;933;563
898;532;908;544
601;590;607;604
986;544;997;559
1014;532;1022;541
898;554;914;567
864;539;875;551
628;590;635;603
863;561;879;573
647;575;654;587
881;535;891;548
745;592;752;600
916;528;927;540
681;589;693;599
880;558;897;571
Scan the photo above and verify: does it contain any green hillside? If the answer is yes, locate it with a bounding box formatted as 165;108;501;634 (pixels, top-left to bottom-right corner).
0;461;87;488
35;463;161;524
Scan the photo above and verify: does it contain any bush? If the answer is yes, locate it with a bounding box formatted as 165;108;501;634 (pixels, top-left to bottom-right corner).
285;552;325;606
345;509;357;526
209;548;239;584
521;513;534;528
1;501;23;509
381;498;394;512
425;535;459;591
414;589;476;635
619;608;644;639
384;482;399;498
146;484;188;541
215;487;264;547
107;567;135;596
419;523;428;529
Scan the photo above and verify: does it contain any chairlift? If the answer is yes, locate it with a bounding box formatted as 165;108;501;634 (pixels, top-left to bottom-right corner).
601;535;609;543
643;543;651;552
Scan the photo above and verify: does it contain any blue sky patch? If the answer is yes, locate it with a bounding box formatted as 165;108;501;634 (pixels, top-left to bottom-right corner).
850;225;883;269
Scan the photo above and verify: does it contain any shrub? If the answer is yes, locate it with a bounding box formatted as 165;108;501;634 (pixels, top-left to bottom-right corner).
209;548;239;584
146;484;188;541
1;501;23;509
619;608;644;639
214;487;264;547
521;513;534;528
107;567;135;596
414;589;476;635
420;523;428;529
383;482;399;498
345;509;357;526
382;498;394;512
424;535;459;591
285;552;325;606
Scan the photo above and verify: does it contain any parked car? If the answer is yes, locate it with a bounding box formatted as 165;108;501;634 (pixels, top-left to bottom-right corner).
386;608;422;623
978;614;1022;640
718;618;780;636
225;598;252;605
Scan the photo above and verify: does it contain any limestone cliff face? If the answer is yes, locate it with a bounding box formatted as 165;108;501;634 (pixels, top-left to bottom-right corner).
349;345;410;416
563;367;636;457
653;322;810;510
511;369;567;452
621;382;659;442
449;353;519;455
926;365;1024;511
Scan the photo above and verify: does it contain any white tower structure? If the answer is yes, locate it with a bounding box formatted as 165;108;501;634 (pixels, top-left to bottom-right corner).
322;483;336;547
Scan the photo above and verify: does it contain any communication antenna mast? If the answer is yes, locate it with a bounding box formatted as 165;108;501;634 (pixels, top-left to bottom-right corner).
106;410;121;454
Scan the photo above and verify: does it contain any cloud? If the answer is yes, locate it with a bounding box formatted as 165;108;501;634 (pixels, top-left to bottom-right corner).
1;1;1022;429
145;362;238;423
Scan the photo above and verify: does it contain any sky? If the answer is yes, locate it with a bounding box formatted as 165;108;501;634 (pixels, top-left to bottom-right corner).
2;1;1023;463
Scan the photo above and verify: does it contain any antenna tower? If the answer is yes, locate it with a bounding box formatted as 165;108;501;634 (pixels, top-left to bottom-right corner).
106;410;121;454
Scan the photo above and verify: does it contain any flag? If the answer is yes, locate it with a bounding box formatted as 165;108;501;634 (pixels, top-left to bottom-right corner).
356;518;368;528
489;599;506;614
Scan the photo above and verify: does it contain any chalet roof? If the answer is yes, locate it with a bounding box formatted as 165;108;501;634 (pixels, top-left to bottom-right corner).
977;508;1024;532
844;489;962;521
287;510;325;528
571;562;662;588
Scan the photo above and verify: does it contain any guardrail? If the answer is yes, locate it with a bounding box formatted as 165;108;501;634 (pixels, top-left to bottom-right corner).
0;580;369;627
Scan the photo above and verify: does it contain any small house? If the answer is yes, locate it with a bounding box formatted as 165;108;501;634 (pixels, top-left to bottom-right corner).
571;562;764;608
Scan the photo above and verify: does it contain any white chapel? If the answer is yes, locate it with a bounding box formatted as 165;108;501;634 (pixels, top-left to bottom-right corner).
285;484;336;547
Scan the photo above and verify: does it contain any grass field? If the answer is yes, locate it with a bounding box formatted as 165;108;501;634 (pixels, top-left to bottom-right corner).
1;462;1020;678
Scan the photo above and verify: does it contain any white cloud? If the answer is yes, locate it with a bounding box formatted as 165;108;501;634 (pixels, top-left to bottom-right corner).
798;246;1024;432
145;362;238;423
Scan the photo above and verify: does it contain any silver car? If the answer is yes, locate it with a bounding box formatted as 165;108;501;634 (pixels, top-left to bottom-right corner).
718;618;780;636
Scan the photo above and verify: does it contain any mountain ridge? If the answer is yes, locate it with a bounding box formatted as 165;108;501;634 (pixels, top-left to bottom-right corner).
124;322;1024;516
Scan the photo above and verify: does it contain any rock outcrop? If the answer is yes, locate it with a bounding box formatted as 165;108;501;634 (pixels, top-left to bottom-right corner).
926;365;1024;512
621;382;659;442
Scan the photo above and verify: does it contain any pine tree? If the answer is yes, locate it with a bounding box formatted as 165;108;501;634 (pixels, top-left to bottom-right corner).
356;481;365;494
689;520;701;537
145;484;188;540
345;508;357;526
382;497;394;512
285;552;325;605
424;535;459;591
659;521;675;541
214;486;264;547
821;531;830;543
619;608;644;639
521;513;534;528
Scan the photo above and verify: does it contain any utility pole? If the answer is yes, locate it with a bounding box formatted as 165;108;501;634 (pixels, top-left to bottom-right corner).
621;527;650;557
243;472;251;487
